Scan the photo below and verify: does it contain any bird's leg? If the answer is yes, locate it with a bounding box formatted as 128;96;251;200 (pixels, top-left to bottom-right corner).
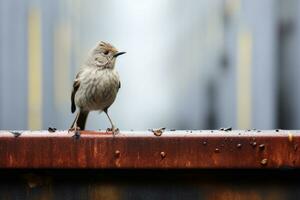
104;110;119;135
68;113;81;132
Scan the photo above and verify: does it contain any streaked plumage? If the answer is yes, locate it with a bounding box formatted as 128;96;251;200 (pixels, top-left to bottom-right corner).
70;41;125;133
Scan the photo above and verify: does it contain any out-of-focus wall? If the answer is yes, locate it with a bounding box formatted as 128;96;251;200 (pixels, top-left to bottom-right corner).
0;0;299;130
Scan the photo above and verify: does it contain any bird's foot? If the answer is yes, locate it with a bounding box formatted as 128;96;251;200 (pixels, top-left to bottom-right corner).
68;126;81;133
106;127;119;135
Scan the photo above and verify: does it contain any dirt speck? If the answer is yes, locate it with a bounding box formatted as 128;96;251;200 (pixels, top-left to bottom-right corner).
150;128;166;137
10;131;21;138
48;127;57;132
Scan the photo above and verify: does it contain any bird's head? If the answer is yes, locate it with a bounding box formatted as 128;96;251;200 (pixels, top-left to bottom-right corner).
89;41;126;69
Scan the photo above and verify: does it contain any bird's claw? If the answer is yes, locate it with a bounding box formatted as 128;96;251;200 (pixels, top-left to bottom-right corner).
106;127;119;135
68;126;81;133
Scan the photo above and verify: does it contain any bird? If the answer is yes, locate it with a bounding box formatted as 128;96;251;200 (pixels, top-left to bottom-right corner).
69;41;126;134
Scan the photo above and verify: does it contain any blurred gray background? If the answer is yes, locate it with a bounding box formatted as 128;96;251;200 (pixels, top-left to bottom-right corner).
0;0;299;130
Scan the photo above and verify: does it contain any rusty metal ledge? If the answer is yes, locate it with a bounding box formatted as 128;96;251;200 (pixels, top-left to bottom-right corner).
0;130;299;169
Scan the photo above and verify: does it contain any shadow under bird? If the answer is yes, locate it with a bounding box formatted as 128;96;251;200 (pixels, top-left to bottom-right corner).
70;41;126;134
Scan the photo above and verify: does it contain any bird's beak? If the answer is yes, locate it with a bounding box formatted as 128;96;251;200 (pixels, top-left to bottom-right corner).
113;51;126;58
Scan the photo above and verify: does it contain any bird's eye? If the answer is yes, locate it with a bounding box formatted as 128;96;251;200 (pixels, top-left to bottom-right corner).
103;50;109;55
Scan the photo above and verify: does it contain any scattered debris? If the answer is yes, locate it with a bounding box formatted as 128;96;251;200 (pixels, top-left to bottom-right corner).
236;143;242;148
202;141;207;145
214;148;220;153
150;127;166;137
48;127;57;132
260;158;268;166
219;127;232;131
10;131;21;138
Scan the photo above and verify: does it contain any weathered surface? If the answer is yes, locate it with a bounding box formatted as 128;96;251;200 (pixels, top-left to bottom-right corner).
0;130;299;169
1;169;300;200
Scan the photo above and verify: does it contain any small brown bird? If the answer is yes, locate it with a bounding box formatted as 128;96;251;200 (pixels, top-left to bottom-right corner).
70;41;126;133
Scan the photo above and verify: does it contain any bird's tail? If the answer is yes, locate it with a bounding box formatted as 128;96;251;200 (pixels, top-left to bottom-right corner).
70;111;89;130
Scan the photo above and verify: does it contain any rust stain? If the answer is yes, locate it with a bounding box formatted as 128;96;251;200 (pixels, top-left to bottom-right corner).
261;158;268;166
115;150;121;158
160;152;166;159
0;130;299;169
288;133;293;142
258;144;265;151
214;148;220;153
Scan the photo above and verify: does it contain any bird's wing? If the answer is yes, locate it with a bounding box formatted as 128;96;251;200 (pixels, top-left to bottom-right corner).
71;72;82;113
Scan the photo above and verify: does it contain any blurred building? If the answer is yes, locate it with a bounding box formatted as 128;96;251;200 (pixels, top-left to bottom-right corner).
0;0;299;130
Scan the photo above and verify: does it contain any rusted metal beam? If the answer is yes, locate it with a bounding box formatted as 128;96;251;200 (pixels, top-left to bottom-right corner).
0;130;299;169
